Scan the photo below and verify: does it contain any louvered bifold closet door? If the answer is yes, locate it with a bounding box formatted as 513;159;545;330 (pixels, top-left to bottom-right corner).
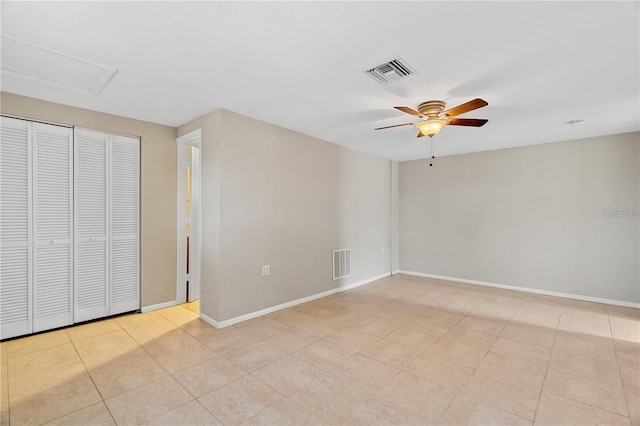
74;129;109;322
109;135;140;315
0;117;32;339
32;123;73;332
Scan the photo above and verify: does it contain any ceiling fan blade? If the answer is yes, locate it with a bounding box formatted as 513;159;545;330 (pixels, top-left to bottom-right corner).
443;98;488;118
394;106;423;117
374;122;415;130
447;118;488;127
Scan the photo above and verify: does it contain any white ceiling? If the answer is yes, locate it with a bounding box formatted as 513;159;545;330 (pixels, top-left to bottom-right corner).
1;1;638;161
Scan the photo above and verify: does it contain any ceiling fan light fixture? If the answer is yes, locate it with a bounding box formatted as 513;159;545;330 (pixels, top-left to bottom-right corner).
417;119;446;137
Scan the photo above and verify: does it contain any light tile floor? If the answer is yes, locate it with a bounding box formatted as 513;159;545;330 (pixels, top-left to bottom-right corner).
1;274;639;425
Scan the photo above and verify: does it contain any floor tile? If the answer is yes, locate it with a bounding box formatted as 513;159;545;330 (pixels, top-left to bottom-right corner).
621;365;640;390
9;375;102;425
615;340;640;369
609;314;640;344
381;327;441;351
241;397;328;425
456;316;507;336
89;349;169;399
324;328;380;353
417;308;465;329
261;328;319;353
625;388;640;422
440;327;498;350
42;401;115;426
438;395;533;426
198;375;283;425
66;319;123;342
490;337;552;363
558;307;612;338
534;391;631;425
3;329;70;358
360;338;422;368
549;336;622;387
475;352;548;390
329;353;399;392
167;311;201;327
293;339;353;370
405;356;474;390
113;311;164;329
233;318;291;339
144;400;221;425
123;318;178;345
421;338;488;369
157;305;192;319
152;341;218;374
3;276;638;426
500;323;556;349
173;356;247;398
289;373;371;424
341;396;424;425
456;373;541;421
251;354;323;396
543;368;628;416
224;341;287;372
377;371;459;422
199;328;260;354
105;376;193;425
72;329;141;370
142;328;210;356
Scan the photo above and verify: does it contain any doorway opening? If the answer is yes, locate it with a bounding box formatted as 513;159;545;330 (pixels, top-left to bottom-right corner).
176;129;201;305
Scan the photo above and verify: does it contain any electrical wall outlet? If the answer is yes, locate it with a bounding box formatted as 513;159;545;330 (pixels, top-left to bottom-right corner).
261;265;271;276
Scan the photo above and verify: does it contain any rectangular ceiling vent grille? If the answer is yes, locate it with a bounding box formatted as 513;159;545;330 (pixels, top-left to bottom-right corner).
333;248;351;280
1;35;117;95
365;58;415;84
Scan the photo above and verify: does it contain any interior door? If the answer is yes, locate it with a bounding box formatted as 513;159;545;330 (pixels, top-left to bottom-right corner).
109;134;140;315
0;117;32;339
74;129;109;322
32;122;73;332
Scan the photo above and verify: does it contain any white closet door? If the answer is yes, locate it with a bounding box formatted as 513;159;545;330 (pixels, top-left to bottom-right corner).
109;135;140;315
0;117;32;339
74;129;109;322
32;123;73;332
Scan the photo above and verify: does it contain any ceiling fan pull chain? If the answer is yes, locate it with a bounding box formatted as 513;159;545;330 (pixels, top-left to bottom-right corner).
429;139;435;166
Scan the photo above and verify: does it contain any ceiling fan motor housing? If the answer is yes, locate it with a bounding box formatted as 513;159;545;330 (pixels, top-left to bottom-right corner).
417;100;446;118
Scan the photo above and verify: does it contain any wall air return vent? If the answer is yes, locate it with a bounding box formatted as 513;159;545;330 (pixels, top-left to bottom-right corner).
364;57;415;85
333;248;351;280
1;35;117;95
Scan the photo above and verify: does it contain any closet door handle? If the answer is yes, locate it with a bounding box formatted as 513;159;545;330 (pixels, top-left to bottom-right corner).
90;237;97;241
50;239;57;244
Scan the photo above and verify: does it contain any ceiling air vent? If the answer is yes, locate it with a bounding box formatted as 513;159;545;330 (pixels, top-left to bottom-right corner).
364;57;415;85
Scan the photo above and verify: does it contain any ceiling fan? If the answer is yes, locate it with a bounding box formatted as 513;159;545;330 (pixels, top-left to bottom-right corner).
375;98;489;138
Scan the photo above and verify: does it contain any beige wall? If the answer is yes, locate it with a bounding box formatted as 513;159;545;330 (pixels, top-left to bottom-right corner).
391;161;400;272
1;92;178;307
179;109;392;322
400;132;640;303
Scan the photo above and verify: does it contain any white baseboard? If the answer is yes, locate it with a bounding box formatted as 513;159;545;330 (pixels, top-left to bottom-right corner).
392;270;401;275
141;300;179;313
398;270;640;309
207;272;392;329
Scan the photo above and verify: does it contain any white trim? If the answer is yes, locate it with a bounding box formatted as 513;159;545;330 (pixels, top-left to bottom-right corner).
392;270;401;275
175;129;202;304
398;270;640;309
141;300;178;313
206;272;391;329
177;128;202;146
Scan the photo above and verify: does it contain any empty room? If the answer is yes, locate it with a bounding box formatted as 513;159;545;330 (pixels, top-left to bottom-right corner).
0;2;638;425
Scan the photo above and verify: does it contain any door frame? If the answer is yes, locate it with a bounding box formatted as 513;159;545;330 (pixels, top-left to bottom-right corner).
176;129;202;305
